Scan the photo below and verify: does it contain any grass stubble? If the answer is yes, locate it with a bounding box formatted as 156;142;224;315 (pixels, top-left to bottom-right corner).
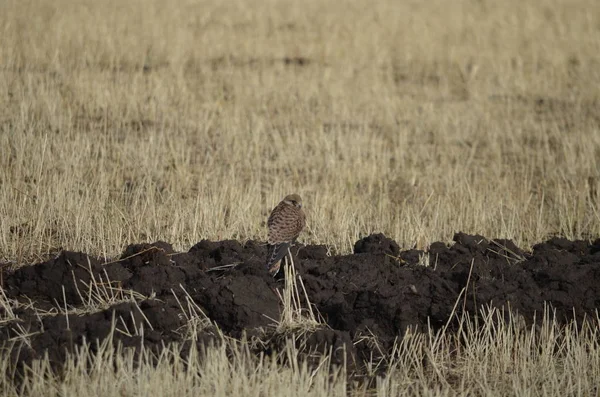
1;0;600;394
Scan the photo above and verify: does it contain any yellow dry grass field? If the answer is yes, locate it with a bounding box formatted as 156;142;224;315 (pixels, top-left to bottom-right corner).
1;0;599;263
1;0;600;395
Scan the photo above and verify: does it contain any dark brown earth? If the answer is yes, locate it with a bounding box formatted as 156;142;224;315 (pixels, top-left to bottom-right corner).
1;233;600;379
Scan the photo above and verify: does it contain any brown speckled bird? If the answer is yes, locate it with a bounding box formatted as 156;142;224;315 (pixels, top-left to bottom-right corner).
266;194;306;276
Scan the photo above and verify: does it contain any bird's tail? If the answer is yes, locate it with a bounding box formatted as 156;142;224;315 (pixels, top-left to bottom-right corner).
266;242;291;276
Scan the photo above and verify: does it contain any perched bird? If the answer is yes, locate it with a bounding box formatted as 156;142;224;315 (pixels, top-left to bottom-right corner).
266;193;306;276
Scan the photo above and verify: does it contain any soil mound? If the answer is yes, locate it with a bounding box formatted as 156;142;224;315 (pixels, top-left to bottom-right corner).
2;233;600;376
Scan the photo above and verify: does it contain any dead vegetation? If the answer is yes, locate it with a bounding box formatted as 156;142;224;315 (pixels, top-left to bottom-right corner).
2;300;599;396
1;0;600;264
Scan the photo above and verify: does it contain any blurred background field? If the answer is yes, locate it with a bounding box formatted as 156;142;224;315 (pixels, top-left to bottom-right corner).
1;0;599;262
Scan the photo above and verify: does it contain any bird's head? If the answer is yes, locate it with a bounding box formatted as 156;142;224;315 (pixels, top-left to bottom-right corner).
283;193;303;208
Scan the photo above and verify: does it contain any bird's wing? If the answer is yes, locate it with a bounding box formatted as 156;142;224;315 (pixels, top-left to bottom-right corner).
266;242;291;271
267;202;281;229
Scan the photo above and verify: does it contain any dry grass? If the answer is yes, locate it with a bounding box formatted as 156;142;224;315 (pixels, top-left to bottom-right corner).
376;307;600;396
274;253;322;334
1;306;598;396
1;0;600;394
3;334;348;397
1;0;599;264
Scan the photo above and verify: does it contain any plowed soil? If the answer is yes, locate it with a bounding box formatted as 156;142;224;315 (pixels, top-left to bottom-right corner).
2;233;600;377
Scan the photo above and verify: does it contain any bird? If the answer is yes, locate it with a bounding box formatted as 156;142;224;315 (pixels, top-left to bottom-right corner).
266;193;306;276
